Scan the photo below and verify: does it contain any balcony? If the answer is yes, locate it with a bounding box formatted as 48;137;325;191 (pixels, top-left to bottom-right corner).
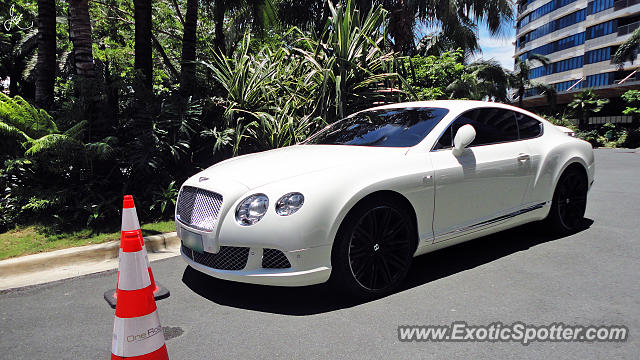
618;20;640;35
614;0;640;10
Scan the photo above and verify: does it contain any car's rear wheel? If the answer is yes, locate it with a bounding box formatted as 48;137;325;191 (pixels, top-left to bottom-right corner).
330;197;415;298
547;166;588;235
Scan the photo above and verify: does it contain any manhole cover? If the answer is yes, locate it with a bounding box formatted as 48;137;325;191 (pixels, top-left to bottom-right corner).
163;326;184;341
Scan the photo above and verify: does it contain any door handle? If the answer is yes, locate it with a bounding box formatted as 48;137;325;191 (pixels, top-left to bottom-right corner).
517;153;530;162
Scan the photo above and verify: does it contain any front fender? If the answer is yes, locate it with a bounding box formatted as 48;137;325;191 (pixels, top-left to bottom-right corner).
216;154;435;253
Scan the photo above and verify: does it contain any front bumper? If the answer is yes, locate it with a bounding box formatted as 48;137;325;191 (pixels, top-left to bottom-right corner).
180;244;332;286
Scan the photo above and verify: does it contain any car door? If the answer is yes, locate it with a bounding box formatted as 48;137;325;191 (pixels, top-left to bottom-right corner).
513;111;546;206
429;107;533;242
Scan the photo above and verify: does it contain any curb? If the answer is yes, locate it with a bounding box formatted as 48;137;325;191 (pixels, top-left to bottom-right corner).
0;232;179;277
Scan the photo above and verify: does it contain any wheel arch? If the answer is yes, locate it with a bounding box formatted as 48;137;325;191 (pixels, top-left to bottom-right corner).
551;158;589;196
530;138;594;207
330;190;420;258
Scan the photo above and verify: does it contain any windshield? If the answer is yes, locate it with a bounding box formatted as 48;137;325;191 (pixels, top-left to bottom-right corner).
304;107;449;147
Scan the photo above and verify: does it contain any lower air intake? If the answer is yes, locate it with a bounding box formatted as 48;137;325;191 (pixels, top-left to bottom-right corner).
262;248;291;269
182;244;249;270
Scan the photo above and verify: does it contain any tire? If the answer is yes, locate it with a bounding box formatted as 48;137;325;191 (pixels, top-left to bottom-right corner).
329;197;416;298
546;166;588;235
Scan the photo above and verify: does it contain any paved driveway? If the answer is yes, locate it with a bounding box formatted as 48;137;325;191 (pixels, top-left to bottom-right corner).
1;149;638;359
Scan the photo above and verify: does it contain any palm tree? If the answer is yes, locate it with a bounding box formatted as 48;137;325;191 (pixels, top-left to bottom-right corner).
384;0;513;54
446;60;510;101
212;0;228;55
415;32;478;58
35;0;56;110
613;27;640;64
511;53;556;108
69;0;95;79
180;0;199;95
0;29;38;97
134;0;152;89
568;90;609;130
211;0;277;56
69;0;96;140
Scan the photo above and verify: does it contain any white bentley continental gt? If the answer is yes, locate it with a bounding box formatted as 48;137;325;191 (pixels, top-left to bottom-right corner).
176;100;595;297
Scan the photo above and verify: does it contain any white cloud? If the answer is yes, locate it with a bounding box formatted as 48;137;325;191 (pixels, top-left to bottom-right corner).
475;46;516;70
474;35;516;70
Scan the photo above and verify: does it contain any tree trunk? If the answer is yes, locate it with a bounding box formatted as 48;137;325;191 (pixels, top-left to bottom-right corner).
133;0;153;135
69;0;95;79
152;34;179;80
35;0;56;110
388;0;414;54
180;0;198;95
581;114;589;130
213;0;226;55
135;0;153;89
518;86;524;108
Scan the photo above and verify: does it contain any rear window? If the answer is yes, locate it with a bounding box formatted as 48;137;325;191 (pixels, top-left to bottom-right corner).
304;107;449;147
515;113;543;139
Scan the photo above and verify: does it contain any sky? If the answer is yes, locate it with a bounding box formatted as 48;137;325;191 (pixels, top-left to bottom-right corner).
415;17;517;71
475;23;517;71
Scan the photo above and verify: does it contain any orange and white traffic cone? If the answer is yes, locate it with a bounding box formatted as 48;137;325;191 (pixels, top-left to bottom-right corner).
111;230;169;359
105;195;169;308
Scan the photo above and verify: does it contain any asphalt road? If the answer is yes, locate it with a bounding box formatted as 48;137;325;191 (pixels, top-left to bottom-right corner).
1;149;639;359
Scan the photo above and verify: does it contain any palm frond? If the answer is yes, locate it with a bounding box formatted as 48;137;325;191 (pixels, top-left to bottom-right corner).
24;134;84;157
613;27;640;64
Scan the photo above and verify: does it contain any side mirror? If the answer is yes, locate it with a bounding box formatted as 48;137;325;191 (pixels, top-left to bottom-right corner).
452;124;476;156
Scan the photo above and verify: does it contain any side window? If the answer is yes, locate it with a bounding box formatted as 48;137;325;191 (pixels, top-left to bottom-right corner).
515;113;543;139
435;124;454;149
434;108;518;149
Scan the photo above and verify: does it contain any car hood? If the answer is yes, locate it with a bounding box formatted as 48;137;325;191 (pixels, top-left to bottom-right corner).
196;145;408;189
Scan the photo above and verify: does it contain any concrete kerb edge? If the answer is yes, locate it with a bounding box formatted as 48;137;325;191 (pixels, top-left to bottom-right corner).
0;232;179;277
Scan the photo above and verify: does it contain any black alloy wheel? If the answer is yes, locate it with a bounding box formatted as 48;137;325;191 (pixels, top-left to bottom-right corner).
548;167;588;234
330;198;415;297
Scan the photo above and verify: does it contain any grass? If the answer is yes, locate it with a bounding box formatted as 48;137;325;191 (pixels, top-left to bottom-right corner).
0;220;176;261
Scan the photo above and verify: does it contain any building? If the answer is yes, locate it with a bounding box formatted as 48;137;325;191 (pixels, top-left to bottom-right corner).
514;0;640;124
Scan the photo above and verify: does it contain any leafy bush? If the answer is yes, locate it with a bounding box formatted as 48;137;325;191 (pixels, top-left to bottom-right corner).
576;130;602;147
618;128;640;148
575;123;640;148
404;50;466;100
540;113;578;131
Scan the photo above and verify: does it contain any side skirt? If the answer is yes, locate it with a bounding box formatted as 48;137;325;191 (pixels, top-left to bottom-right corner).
433;201;549;244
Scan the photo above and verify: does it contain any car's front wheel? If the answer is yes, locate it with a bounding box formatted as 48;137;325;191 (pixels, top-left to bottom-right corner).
330;197;416;298
547;166;588;235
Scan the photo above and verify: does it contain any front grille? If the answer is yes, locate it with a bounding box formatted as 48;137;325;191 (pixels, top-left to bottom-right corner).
262;248;291;269
176;186;223;231
182;244;249;270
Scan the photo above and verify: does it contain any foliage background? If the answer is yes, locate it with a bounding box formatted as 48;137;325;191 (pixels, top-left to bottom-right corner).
0;0;638;238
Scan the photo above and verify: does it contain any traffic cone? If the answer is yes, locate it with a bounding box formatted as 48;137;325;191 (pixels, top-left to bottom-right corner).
111;230;169;359
105;195;170;308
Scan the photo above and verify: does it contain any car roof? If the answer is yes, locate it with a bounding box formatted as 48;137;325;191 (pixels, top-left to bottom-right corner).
365;100;541;119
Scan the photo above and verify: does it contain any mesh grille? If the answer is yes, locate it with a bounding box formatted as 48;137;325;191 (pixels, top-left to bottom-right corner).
176;186;223;231
262;248;291;269
182;244;249;270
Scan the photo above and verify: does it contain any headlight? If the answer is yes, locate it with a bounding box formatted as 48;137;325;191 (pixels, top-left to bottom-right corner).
275;192;304;216
235;194;269;226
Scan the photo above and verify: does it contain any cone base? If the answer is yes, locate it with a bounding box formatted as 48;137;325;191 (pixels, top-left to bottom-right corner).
111;343;169;359
104;282;170;309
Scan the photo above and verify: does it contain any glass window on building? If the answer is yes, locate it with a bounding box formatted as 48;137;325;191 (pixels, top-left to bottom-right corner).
588;0;614;15
586;73;613;87
585;47;612;64
586;19;618;39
